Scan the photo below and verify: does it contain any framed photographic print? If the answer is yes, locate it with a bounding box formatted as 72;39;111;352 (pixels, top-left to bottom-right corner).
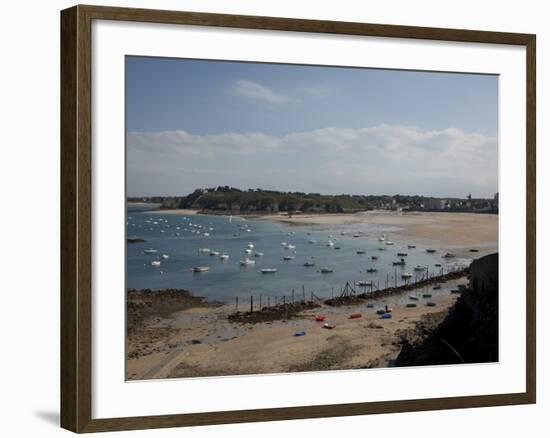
60;4;536;433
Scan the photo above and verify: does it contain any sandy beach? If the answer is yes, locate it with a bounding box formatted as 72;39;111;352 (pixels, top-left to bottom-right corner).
126;277;465;380
258;211;498;257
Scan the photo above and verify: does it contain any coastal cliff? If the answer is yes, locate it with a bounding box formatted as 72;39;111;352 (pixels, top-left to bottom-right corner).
395;253;499;366
149;187;370;214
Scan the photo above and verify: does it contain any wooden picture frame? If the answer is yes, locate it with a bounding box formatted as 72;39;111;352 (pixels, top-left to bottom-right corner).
61;4;536;433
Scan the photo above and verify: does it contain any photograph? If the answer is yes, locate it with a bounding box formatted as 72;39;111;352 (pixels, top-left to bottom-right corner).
125;56;499;380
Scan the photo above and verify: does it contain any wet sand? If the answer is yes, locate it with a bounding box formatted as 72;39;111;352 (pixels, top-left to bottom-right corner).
126;277;465;380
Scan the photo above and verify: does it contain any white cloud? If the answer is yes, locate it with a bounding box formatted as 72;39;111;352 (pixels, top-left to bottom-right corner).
127;125;497;197
233;80;291;104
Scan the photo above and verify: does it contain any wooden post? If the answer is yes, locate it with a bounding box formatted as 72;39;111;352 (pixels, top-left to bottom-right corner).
283;295;286;305
268;296;270;307
259;295;262;309
250;295;253;313
311;291;314;302
236;296;238;311
302;285;305;302
394;269;397;288
292;289;295;303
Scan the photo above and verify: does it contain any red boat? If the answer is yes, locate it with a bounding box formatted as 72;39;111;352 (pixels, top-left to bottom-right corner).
349;313;362;319
314;315;326;322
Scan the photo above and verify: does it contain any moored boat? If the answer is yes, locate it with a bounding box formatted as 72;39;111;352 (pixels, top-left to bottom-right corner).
193;266;210;273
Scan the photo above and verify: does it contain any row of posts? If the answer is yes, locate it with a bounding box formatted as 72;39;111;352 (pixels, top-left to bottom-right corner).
235;263;465;312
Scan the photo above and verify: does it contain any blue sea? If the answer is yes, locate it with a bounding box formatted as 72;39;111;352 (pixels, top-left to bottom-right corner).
126;206;470;303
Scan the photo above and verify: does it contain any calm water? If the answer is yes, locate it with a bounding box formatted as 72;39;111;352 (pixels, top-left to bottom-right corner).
126;209;471;303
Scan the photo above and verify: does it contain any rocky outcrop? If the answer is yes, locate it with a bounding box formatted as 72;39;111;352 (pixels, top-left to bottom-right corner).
395;253;499;366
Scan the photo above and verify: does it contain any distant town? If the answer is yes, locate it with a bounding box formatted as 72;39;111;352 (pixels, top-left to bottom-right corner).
128;186;499;215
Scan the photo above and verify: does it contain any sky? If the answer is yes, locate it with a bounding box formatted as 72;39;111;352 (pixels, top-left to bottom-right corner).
126;56;498;198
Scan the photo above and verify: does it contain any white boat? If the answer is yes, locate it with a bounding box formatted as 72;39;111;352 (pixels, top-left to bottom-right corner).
327;241;335;247
308;239;317;244
151;261;161;267
161;254;169;259
401;272;413;279
378;247;386;251
240;258;256;266
414;265;426;271
143;249;158;254
199;248;211;253
244;249;252;254
443;252;456;258
219;254;229;260
261;268;277;274
193;266;210;273
285;244;296;250
209;251;220;256
247;243;254;249
353;233;361;238
357;280;372;287
254;252;264;257
385;241;394;245
304;261;315;267
280;242;287;246
379;235;386;241
203;232;210;236
283;255;295;261
321;267;334;273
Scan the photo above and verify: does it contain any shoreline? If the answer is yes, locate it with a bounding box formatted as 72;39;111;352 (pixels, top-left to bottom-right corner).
126;276;466;380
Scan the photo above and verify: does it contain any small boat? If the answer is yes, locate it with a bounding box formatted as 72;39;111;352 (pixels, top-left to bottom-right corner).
432;284;442;290
380;313;392;319
240;258;256;266
314;315;326;322
209;251;220;256
450;289;461;294
357;280;372;287
366;268;377;273
443;252;456;258
320;268;334;273
322;323;335;329
219;254;229;260
203;232;210;237
378;247;386;251
161;254;169;259
385;241;394;245
434;263;442;267
393;258;406;266
334;246;341;250
379;236;386;241
244;249;252;254
353;233;361;238
408;245;416;249
349;313;362;319
254;252;264;257
261;268;277;274
198;248;210;253
422;293;433;298
469;248;479;252
371;255;379;260
285;244;296;250
409;295;419;300
426;248;437;253
356;250;366;255
304;261;315;267
143;249;158;254
366;303;374;308
280;242;287;246
294;331;306;337
283;255;295;261
308;239;317;244
376;310;386;315
426;302;437;307
401;272;413;279
151;261;161;267
406;303;417;308
247;243;254;249
414;265;426;271
327;241;335;247
397;252;408;257
193;266;210;273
